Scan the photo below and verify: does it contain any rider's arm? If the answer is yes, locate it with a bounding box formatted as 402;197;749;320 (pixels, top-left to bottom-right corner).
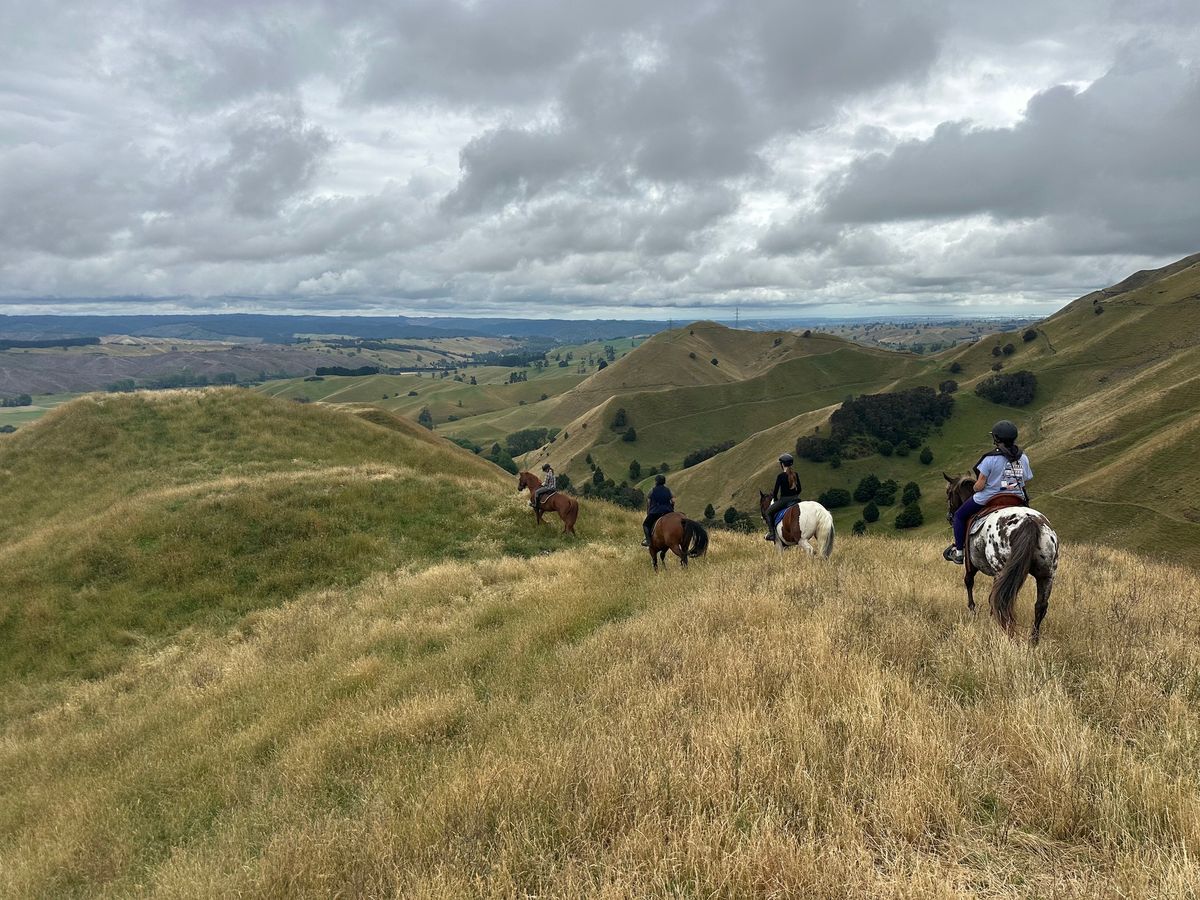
973;472;988;492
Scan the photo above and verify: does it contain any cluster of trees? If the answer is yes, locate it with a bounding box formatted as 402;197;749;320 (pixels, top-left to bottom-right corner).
580;460;644;509
0;336;100;350
795;386;954;463
849;476;924;533
611;408;637;442
0;394;32;407
991;343;1016;357
682;439;737;468
505;427;559;457
314;365;380;377
106;370;247;393
975;370;1038;407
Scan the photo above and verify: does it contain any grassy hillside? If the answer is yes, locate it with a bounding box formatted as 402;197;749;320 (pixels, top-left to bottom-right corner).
665;254;1200;562
3;517;1200;895
510;327;928;499
0;391;630;693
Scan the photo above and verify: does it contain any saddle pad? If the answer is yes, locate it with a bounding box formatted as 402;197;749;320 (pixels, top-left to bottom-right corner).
774;502;798;528
968;495;1024;535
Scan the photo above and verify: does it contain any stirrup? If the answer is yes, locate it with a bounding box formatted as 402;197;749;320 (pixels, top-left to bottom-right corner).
764;533;775;541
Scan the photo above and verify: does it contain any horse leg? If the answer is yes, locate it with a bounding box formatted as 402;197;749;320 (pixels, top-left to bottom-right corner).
675;543;688;567
964;569;976;615
650;545;659;572
1031;576;1052;645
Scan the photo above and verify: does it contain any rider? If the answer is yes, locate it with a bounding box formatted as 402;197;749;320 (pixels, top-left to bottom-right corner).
765;453;802;541
533;463;557;510
943;420;1032;565
641;474;675;546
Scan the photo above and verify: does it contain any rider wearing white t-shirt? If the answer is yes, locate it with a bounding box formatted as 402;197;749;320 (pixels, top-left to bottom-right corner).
944;420;1031;564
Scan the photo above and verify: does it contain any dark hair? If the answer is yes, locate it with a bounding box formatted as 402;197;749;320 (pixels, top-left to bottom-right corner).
786;469;799;491
542;463;552;471
655;474;666;486
995;439;1022;462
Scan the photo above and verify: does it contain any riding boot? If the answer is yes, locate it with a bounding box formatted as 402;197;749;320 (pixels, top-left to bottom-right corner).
641;524;651;547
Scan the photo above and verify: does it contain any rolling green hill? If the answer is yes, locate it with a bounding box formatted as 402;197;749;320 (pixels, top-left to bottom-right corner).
0;391;630;694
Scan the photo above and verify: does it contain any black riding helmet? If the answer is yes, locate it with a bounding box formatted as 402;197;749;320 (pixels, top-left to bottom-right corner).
778;453;794;465
542;463;552;472
990;420;1018;443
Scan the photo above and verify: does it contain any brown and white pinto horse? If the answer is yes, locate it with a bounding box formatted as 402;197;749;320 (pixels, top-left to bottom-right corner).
517;471;578;535
944;474;1059;643
648;511;709;571
758;493;835;557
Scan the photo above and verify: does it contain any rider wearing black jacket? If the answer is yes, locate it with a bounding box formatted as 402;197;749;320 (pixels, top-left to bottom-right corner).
765;453;801;541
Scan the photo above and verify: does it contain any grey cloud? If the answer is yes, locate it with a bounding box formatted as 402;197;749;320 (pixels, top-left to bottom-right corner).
819;47;1200;255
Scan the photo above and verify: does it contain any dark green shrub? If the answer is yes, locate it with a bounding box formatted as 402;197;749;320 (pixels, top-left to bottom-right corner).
818;488;852;508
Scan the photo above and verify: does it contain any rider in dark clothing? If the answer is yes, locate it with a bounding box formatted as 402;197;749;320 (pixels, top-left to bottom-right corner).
641;474;674;546
765;453;802;541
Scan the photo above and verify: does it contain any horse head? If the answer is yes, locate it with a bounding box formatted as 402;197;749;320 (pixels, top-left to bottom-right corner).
758;490;770;518
517;472;530;493
942;472;974;522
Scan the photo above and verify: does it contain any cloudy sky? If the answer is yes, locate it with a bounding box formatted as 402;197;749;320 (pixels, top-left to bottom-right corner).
2;1;1198;318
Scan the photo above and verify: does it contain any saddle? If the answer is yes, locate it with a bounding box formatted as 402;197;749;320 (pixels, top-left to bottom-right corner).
967;494;1025;536
535;490;557;509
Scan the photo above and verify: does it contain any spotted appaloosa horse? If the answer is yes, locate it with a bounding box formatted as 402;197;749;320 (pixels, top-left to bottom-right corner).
944;474;1060;643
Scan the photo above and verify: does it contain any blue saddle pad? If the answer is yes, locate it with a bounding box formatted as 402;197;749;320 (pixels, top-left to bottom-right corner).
774;503;798;528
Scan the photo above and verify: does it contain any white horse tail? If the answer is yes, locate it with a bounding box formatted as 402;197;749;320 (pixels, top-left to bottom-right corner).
816;508;835;558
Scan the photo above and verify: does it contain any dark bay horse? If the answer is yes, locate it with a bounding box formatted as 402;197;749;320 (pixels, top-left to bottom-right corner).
944;474;1059;643
517;471;578;535
648;512;709;571
758;492;835;556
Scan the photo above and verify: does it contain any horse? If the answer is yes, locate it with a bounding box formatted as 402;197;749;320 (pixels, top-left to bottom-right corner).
517;471;579;535
758;492;835;557
648;511;709;571
944;474;1059;643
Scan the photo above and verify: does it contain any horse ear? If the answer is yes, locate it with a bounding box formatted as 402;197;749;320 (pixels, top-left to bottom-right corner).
942;472;954;483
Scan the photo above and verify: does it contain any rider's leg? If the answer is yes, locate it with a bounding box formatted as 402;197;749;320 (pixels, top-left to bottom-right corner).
765;499;786;540
641;514;654;546
951;498;983;551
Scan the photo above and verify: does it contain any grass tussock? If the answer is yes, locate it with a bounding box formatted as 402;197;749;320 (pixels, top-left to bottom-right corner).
3;527;1200;897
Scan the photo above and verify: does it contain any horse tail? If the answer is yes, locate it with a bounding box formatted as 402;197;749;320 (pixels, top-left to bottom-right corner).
683;519;709;558
816;509;835;558
992;516;1039;622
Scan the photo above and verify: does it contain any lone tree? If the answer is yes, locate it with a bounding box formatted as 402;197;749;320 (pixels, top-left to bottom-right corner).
623;426;638;442
852;520;867;535
592;467;606;485
863;501;879;523
612;408;627;428
629;460;642;480
895;503;924;529
902;481;921;506
949;361;963;374
597;359;607;369
704;503;716;519
818;488;852;508
1023;328;1038;342
417;407;433;429
723;506;739;525
919;446;934;465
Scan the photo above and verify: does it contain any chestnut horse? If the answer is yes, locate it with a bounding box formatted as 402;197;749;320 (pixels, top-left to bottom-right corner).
517;471;578;534
648;511;709;571
758;493;835;557
944;474;1059;643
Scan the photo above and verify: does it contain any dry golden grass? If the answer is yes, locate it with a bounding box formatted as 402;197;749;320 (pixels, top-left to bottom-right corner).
3;525;1199;898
